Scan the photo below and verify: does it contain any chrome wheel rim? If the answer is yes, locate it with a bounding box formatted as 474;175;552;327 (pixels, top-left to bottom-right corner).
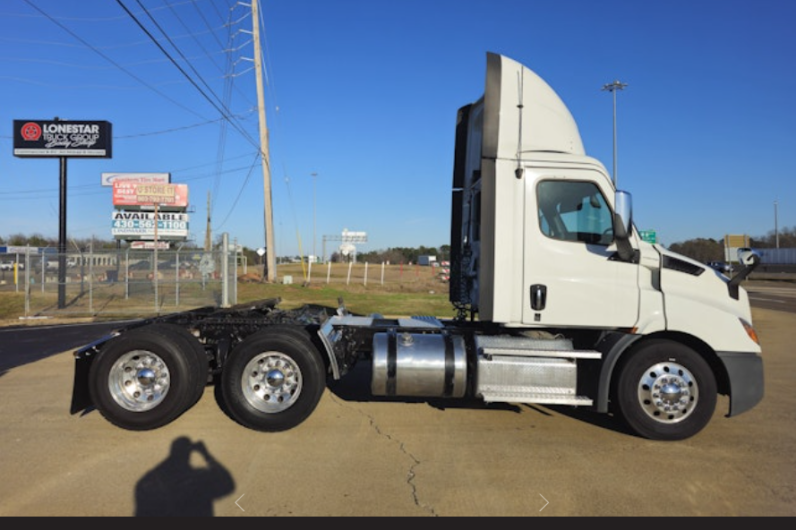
637;361;698;424
109;350;170;412
241;351;302;413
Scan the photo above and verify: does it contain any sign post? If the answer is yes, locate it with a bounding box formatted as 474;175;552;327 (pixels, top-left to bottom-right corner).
12;118;112;309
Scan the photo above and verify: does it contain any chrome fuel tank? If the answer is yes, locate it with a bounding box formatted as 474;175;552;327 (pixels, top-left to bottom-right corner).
371;332;467;398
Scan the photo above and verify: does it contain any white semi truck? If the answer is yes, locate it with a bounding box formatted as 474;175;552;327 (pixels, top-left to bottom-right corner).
71;53;764;441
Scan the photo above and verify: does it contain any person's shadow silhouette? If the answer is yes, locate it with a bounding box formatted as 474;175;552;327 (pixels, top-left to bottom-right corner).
135;436;235;516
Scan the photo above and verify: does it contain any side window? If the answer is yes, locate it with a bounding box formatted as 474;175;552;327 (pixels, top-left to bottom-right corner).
537;180;613;245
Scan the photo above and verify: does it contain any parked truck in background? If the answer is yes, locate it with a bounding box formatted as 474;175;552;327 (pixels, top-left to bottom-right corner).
417;255;437;266
71;52;764;441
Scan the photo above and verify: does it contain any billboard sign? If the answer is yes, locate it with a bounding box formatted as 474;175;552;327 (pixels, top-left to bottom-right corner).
112;181;188;209
724;234;751;263
111;211;189;240
13;120;112;158
341;229;368;242
101;172;170;187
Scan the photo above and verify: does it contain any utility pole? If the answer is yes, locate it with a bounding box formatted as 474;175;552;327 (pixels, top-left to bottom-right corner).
602;80;627;188
775;200;779;249
251;0;276;282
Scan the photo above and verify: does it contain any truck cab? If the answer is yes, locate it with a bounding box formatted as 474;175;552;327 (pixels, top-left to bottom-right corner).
448;53;763;437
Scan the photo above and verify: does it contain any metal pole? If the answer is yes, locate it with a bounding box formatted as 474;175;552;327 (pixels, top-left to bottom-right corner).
154;202;159;314
222;232;229;307
175;247;180;307
125;248;129;300
602;80;627;188
311;172;318;264
58;156;67;308
775;200;779;249
233;237;238;304
612;89;617;186
89;238;94;314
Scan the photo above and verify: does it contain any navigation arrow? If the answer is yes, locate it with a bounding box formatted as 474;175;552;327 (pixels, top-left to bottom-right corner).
236;494;245;512
539;493;549;512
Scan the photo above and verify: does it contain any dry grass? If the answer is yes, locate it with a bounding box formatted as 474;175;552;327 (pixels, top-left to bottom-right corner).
0;262;455;324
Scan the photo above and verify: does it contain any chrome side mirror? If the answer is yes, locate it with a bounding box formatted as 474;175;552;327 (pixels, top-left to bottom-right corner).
612;190;636;263
728;247;761;300
614;190;632;238
737;247;761;267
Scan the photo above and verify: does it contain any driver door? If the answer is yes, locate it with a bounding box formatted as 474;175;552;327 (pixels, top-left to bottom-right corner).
522;172;640;328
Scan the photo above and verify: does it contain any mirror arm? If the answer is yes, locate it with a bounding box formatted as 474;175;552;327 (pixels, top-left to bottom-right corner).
728;253;761;300
613;213;636;263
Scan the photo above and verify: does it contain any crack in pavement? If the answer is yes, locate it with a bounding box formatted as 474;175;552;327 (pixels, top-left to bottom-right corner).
328;394;438;516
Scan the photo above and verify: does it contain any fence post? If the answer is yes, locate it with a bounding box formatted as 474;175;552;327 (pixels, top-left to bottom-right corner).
364;262;368;286
233;239;238;305
175;248;181;307
326;261;331;284
40;248;44;293
24;248;30;315
381;262;385;285
125;248;129;300
89;240;94;314
221;233;230;308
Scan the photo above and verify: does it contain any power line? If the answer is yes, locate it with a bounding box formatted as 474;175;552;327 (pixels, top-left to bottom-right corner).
117;0;258;149
21;0;211;121
215;153;261;229
2;0;197;23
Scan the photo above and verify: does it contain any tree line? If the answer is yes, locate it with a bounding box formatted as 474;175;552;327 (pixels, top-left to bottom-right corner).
3;227;793;266
666;226;796;264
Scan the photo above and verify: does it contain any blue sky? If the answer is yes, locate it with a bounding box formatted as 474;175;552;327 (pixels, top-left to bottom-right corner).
0;0;794;257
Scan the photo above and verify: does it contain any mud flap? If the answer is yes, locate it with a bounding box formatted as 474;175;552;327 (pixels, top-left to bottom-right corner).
70;355;94;415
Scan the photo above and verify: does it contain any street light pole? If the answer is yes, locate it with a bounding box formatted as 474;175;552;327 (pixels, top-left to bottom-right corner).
311;172;318;263
602;80;627;188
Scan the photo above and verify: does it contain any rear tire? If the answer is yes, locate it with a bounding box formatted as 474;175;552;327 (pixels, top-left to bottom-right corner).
88;324;205;431
220;326;326;432
146;323;209;406
614;339;717;441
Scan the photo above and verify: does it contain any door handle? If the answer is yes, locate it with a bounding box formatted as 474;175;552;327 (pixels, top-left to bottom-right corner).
531;284;547;311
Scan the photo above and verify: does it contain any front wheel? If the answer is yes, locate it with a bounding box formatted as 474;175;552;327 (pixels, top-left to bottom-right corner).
613;339;717;441
220;326;326;432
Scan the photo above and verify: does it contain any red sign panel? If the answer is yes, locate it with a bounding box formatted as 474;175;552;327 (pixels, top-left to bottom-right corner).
113;181;188;208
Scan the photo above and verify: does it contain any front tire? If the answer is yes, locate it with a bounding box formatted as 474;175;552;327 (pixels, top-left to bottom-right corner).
220;326;326;432
613;339;717;441
88;324;206;430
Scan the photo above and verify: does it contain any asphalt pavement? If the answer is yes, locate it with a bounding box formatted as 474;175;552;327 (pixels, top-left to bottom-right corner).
0;289;794;517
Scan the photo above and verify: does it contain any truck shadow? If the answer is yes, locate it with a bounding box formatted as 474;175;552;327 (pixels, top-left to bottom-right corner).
540;404;636;437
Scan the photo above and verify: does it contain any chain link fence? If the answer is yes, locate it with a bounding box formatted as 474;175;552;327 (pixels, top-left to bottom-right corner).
0;235;238;319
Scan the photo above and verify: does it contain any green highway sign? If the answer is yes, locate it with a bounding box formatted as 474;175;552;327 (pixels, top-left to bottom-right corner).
639;230;657;244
